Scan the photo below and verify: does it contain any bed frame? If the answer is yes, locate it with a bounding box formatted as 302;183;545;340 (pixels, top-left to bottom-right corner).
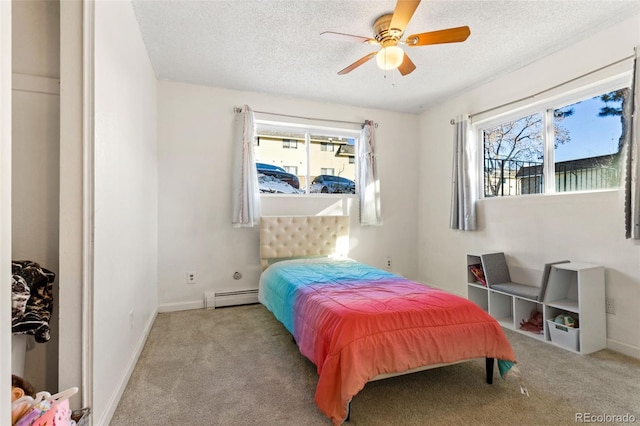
259;215;496;419
259;215;350;270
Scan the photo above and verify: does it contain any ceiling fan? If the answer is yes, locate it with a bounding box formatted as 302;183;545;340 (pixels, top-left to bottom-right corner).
321;0;470;76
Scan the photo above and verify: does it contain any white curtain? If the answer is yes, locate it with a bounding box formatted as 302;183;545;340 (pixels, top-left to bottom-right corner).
625;46;640;239
358;120;382;226
231;105;261;227
449;115;477;231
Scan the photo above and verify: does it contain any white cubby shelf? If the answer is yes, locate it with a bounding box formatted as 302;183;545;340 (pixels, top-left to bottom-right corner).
466;254;606;354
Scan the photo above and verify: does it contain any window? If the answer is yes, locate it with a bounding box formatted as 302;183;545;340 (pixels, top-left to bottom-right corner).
282;139;297;149
284;166;297;175
321;142;335;152
254;122;359;195
482;112;543;196
553;92;626;193
479;83;631;197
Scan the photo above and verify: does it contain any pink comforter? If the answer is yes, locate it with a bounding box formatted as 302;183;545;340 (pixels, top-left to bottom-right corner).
259;259;517;424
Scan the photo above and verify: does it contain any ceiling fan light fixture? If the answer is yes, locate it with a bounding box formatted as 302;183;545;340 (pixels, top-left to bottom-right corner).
324;0;470;76
375;45;404;70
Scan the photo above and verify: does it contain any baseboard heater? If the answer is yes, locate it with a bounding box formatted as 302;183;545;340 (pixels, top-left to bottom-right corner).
204;289;259;309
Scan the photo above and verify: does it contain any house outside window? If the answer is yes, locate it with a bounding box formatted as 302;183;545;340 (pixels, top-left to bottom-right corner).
478;81;631;197
254;122;358;195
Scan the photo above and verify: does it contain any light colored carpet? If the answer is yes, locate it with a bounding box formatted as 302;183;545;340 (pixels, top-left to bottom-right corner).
110;304;640;426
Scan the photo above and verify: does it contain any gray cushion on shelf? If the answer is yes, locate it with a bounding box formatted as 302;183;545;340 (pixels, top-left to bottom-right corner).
480;252;512;286
491;282;541;300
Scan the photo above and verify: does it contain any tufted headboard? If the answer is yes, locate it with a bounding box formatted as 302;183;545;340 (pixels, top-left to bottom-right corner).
259;215;350;270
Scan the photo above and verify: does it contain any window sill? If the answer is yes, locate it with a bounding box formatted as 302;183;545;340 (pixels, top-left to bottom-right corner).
260;193;358;198
479;187;620;202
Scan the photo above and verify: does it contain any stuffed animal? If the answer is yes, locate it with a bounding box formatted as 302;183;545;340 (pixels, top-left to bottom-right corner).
554;313;577;328
11;375;35;425
519;310;544;334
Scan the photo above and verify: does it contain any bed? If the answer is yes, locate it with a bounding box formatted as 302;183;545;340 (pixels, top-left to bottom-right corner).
258;215;517;425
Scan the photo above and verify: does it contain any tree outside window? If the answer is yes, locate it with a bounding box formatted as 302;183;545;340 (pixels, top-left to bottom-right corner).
481;86;630;197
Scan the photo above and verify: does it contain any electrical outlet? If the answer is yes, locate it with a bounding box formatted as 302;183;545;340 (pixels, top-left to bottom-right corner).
386;257;392;270
606;298;616;315
187;272;196;284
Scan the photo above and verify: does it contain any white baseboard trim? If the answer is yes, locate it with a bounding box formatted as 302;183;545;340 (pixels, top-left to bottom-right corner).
607;338;640;360
99;308;158;426
158;300;202;313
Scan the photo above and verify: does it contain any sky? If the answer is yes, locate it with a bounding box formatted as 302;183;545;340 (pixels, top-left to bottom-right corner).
554;94;623;162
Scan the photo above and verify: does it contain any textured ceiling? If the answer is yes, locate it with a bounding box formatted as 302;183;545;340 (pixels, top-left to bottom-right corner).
131;0;640;114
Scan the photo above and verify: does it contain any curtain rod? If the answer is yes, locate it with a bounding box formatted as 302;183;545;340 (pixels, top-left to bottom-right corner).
233;106;376;127
450;52;635;125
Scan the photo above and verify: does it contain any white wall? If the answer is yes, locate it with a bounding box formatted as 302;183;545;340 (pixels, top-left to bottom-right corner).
11;79;60;391
94;1;158;423
418;14;640;358
157;82;420;310
11;0;60;393
11;0;59;78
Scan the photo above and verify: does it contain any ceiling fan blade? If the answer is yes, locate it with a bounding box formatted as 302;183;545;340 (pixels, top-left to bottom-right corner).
321;31;378;45
405;26;471;46
337;52;377;75
398;53;416;76
389;0;421;32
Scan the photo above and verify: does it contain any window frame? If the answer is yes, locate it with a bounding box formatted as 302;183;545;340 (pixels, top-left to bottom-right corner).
474;73;632;199
254;119;361;196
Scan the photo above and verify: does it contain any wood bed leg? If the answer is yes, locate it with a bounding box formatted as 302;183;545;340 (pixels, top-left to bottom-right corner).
486;357;494;384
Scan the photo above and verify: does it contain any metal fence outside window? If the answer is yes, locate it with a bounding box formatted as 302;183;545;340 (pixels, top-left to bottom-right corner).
484;154;619;197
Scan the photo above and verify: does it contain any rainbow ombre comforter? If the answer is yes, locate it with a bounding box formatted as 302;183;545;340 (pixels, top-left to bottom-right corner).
258;258;516;425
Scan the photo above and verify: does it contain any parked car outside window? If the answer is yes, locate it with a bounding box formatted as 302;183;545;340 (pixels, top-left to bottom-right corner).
256;163;300;190
310;175;356;194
